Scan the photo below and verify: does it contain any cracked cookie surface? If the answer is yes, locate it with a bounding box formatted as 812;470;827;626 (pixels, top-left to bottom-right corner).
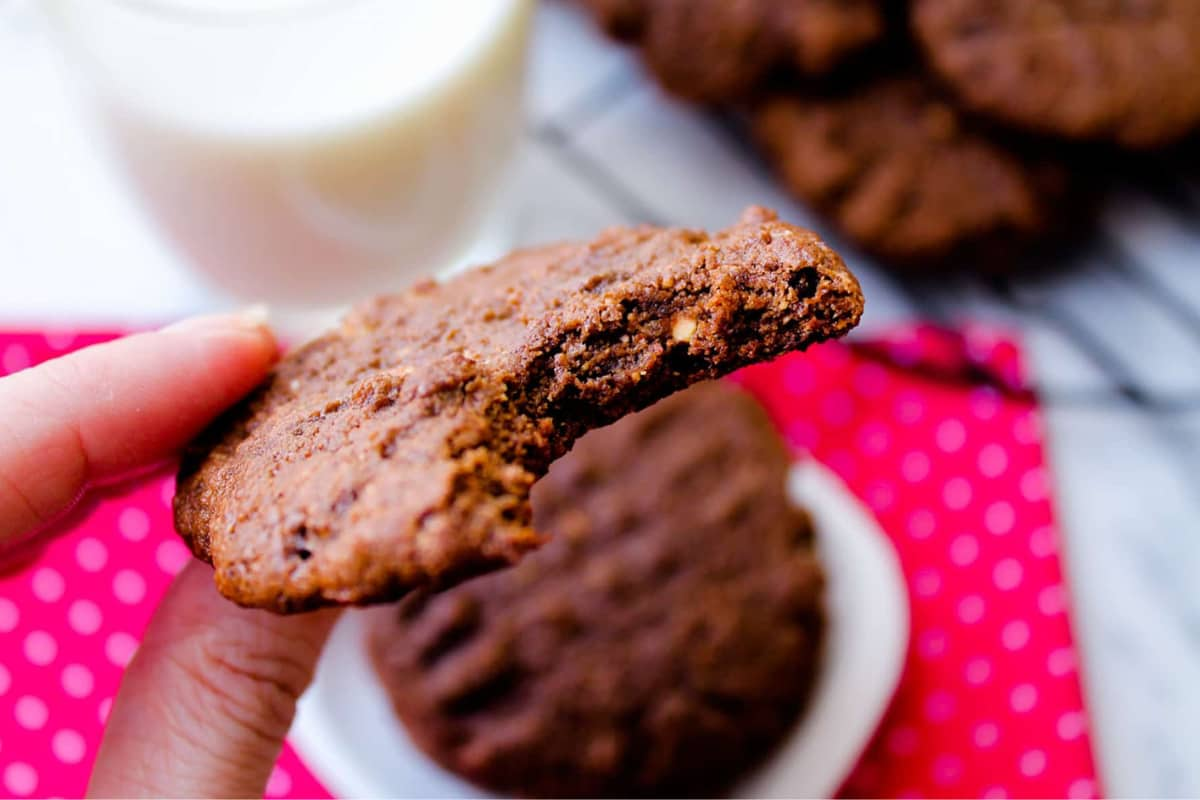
370;382;824;798
174;208;862;612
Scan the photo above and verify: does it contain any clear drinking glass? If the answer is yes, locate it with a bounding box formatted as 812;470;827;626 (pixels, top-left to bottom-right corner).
45;0;533;311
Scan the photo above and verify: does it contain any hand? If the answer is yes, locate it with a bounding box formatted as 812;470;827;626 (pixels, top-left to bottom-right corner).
0;313;339;798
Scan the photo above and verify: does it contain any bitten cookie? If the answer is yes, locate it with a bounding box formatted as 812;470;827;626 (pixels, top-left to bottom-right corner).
174;208;862;612
579;0;885;103
753;77;1070;265
370;382;825;798
912;0;1200;148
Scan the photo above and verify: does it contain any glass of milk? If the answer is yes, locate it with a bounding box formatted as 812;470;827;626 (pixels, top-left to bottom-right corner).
45;0;533;309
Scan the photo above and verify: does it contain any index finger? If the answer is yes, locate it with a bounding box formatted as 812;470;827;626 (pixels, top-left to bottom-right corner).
0;311;277;551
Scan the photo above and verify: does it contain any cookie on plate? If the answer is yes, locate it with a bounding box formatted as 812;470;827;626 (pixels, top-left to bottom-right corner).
912;0;1200;148
174;208;862;612
753;76;1071;265
579;0;886;103
370;381;825;798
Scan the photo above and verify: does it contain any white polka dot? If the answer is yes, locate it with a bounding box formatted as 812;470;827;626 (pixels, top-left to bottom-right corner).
0;597;18;632
61;664;94;699
821;391;854;426
930;754;962;786
970;388;1001;420
857;424;890;455
97;697;113;725
1020;467;1048;502
886;726;918;756
853;363;888;397
1030;526;1057;557
982;787;1008;800
912;568;941;598
973;721;1000;748
1020;749;1047;777
4;762;37;797
965;657;992;685
265;765;293;797
1002;620;1031;651
942;477;973;510
31;567;65;603
43;331;77;351
14;696;48;730
160;476;175;508
1;344;31;374
895;391;925;424
1048;647;1076;676
1010;682;1038;713
918;629;947;660
865;482;896;512
901;451;932;482
1068;778;1097;799
68;600;102;636
1039;585;1066;615
1057;710;1086;741
24;631;57;666
977;443;1009;477
106;632;138;667
75;537;108;572
1013;411;1040;444
118;507;151;541
950;534;979;566
51;729;86;765
993;558;1023;590
0;663;10;696
113;570;147;605
156;538;192;575
985;501;1016;535
957;594;985;624
924;691;955;723
907;509;935;540
935;419;966;453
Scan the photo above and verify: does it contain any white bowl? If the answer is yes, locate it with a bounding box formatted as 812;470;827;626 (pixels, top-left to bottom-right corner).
291;460;910;798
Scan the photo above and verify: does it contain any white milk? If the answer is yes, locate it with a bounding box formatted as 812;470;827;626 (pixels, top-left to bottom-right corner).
47;0;532;306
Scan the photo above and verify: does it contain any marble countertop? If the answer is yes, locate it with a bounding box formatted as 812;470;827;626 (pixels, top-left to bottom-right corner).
3;3;1198;795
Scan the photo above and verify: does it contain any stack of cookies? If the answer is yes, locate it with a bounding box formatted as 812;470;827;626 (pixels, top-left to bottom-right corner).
579;0;1200;267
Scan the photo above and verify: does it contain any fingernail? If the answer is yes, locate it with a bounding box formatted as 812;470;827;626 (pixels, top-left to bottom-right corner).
162;305;272;335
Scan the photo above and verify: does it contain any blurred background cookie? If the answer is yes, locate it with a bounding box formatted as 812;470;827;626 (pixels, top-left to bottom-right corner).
911;0;1200;148
370;382;825;798
753;76;1071;265
579;0;885;103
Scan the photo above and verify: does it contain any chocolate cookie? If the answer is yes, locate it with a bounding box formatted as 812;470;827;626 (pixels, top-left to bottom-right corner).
579;0;885;103
912;0;1200;148
753;77;1070;265
370;382;824;797
175;208;862;612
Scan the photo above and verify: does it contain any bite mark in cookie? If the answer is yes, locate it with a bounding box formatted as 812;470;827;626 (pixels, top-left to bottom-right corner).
174;208;862;612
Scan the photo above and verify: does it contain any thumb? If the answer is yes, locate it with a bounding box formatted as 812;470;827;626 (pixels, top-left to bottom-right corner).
88;560;339;798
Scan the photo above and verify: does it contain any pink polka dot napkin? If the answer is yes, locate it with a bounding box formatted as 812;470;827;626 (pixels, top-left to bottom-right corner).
0;326;1099;799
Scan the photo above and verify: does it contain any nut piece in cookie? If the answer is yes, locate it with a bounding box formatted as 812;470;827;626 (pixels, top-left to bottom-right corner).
753;77;1071;266
174;207;862;612
370;382;824;798
912;0;1200;148
579;0;885;103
